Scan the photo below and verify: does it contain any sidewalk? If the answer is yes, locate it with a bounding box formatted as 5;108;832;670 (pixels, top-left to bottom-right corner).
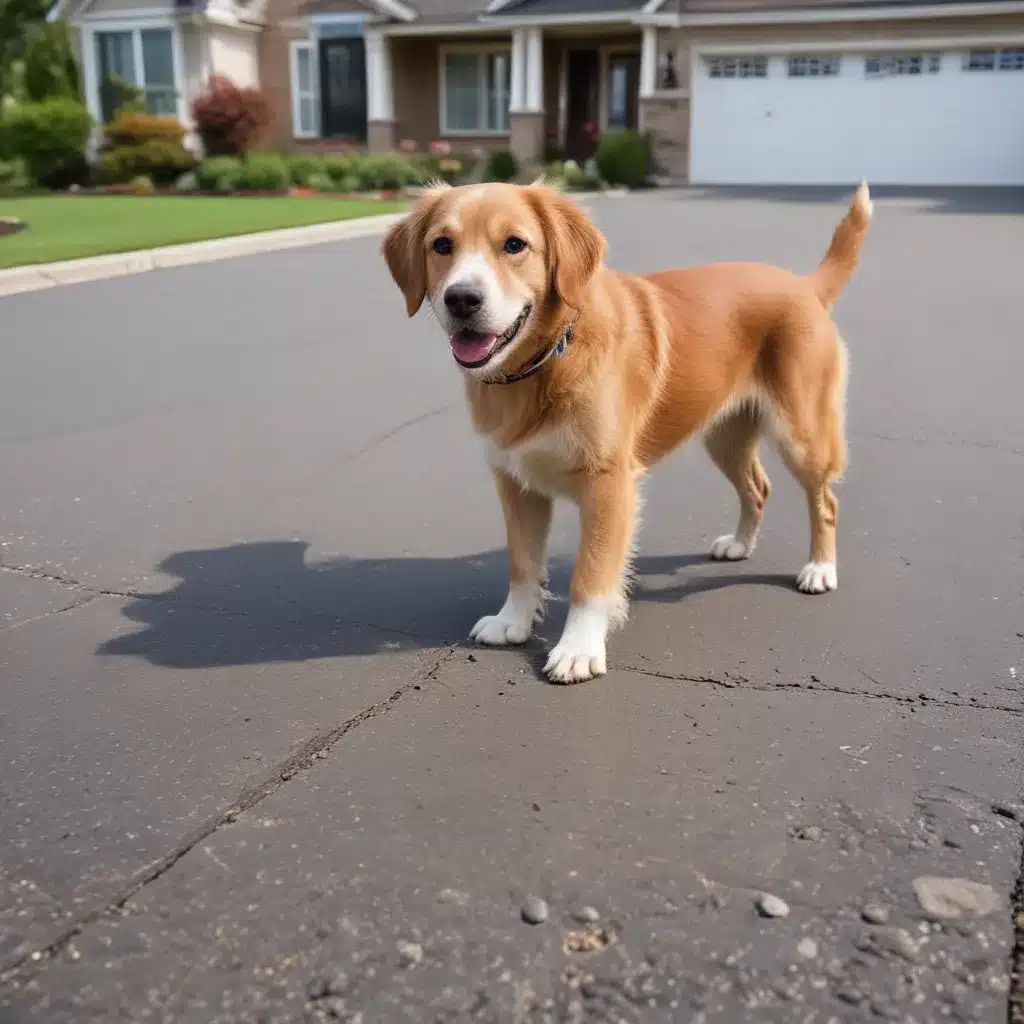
0;211;408;298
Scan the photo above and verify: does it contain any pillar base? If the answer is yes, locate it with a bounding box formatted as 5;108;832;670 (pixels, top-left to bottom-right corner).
368;120;395;154
509;111;545;168
638;95;690;183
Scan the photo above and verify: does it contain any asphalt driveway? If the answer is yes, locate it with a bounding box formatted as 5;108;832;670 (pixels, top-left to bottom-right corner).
1;188;1023;1023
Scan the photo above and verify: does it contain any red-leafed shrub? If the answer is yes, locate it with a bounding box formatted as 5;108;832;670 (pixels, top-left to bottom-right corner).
191;76;273;157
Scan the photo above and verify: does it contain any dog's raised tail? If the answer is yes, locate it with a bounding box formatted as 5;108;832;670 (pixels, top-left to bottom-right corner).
809;181;872;309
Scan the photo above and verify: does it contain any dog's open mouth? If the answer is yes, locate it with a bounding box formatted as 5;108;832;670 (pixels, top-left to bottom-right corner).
450;305;532;369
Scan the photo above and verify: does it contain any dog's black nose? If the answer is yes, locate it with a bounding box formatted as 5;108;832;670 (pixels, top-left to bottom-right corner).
444;285;483;319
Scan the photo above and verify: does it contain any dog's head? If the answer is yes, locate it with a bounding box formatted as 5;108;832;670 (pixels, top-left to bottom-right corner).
382;182;606;378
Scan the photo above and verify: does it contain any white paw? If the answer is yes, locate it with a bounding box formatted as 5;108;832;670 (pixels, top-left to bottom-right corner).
469;582;543;646
710;534;754;561
543;598;615;684
544;643;607;683
470;614;531;646
797;561;838;594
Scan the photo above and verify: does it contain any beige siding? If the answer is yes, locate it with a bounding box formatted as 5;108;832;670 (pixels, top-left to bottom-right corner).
210;24;261;86
81;0;172;15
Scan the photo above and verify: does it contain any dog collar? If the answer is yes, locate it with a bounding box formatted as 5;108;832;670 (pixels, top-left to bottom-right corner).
484;309;582;386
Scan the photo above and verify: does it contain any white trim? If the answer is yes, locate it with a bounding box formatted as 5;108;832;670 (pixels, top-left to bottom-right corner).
599;43;641;132
479;11;637;26
365;28;394;121
289;38;320;139
486;0;522;11
382;21;514;36
641;0;666;12
640;23;657;97
637;0;1024;25
78;8;181;23
361;0;417;23
439;43;513;137
525;25;543;111
692;33;1024;57
510;27;527;111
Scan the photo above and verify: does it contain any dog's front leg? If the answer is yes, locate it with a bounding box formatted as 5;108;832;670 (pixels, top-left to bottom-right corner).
471;469;553;646
545;467;637;684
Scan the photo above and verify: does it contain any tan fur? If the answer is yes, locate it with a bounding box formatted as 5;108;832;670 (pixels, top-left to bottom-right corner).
382;181;872;681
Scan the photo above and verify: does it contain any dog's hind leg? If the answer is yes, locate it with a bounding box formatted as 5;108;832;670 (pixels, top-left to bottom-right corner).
704;405;771;561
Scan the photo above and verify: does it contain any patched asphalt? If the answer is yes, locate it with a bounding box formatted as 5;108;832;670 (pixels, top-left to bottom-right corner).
1;188;1022;1023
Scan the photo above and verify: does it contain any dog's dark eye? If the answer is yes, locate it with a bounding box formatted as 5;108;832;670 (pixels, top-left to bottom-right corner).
503;236;526;255
433;236;453;256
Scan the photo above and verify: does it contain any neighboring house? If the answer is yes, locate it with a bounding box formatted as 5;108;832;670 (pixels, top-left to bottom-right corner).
49;0;1024;184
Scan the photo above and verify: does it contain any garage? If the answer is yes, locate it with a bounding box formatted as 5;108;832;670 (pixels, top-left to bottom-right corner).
689;46;1024;186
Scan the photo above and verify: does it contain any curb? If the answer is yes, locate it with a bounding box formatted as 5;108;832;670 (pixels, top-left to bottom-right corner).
0;211;408;299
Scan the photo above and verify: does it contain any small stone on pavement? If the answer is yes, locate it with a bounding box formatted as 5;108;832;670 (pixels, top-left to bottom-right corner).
862;903;890;925
396;940;423;967
913;876;1003;920
574;905;600;923
756;893;790;918
796;937;818;959
521;895;549;924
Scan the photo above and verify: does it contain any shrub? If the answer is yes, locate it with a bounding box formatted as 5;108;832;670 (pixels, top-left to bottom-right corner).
238;152;290;191
98;138;195;185
560;159;585;191
322;153;358;184
2;97;92;187
288;154;324;187
0;157;32;195
196;154;243;192
338;173;362;193
191;76;272;157
484;149;518;182
356;153;416;190
595;130;647;188
101;76;145;119
175;170;198;193
23;22;81;103
104;112;187;147
308;171;334;193
130;174;155;195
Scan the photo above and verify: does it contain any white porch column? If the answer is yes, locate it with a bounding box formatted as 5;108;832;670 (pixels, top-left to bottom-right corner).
510;28;527;113
525;25;543;112
365;29;394;122
640;24;657;98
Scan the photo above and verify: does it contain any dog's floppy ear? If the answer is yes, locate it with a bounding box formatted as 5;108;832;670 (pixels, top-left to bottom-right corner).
528;186;606;310
381;187;447;317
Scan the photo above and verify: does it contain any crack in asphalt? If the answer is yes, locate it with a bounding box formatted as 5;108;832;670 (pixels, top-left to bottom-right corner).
0;642;460;987
0;593;100;635
616;662;1024;716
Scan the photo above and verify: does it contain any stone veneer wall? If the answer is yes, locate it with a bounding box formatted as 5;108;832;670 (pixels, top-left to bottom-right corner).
639;95;690;184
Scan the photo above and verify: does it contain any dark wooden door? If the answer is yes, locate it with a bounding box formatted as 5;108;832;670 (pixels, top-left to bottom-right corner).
566;49;600;161
319;38;367;140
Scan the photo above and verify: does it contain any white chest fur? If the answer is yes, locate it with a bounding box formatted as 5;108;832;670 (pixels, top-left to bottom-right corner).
485;427;581;497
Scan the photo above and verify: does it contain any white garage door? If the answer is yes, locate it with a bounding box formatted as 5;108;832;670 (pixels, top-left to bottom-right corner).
690;48;1024;186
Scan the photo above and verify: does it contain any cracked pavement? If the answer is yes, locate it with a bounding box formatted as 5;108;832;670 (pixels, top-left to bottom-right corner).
1;188;1023;1023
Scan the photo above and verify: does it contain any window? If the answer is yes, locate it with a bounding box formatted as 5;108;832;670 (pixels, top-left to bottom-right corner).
290;41;319;138
707;56;768;79
963;48;1024;72
95;27;176;122
864;53;941;77
606;53;640;131
441;49;511;134
787;55;840;78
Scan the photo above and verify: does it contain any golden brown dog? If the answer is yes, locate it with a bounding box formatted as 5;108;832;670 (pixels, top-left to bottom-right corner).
382;181;871;683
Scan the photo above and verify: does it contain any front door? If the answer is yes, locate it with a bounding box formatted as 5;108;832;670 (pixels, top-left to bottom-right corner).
566;49;600;161
319;37;367;141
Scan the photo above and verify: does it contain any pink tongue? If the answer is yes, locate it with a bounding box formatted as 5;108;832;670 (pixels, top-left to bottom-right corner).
450;330;498;364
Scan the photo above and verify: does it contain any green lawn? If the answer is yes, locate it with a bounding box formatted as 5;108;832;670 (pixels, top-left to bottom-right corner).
0;195;407;270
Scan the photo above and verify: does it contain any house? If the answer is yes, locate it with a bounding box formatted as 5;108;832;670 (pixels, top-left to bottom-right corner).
49;0;1024;184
